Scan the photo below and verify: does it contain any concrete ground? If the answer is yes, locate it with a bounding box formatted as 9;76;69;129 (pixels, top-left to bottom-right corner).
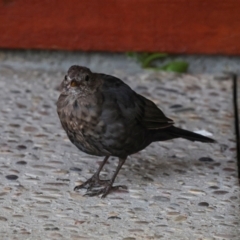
0;50;239;239
2;50;240;75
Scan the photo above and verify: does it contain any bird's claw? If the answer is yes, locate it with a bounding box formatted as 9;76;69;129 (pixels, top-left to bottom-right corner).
74;176;111;191
84;185;127;198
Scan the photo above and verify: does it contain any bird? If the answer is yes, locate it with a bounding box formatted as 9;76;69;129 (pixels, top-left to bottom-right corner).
57;65;215;198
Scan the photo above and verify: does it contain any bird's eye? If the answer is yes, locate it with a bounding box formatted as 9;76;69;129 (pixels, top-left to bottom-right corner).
70;80;78;87
85;75;89;81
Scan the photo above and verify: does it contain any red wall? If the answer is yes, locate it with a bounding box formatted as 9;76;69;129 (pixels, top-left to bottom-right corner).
1;0;240;54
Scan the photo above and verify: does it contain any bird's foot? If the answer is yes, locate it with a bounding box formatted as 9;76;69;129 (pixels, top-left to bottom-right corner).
84;184;128;198
74;175;111;191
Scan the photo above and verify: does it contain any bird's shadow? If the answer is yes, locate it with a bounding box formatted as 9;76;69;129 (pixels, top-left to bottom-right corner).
106;154;203;185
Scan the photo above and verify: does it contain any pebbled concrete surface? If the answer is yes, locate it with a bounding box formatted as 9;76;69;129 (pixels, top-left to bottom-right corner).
1;50;240;75
0;50;239;239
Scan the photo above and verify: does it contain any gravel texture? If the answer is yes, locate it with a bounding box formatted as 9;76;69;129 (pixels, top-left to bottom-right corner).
0;51;239;240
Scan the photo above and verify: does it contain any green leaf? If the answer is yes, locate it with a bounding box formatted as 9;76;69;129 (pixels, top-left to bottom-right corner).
126;52;134;57
160;61;188;73
126;52;189;73
141;53;168;68
126;52;138;59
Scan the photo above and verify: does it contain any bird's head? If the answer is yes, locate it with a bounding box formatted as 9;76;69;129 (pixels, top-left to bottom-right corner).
60;65;97;96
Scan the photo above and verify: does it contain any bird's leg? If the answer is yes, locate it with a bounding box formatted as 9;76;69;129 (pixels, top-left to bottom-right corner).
74;156;110;191
85;157;127;198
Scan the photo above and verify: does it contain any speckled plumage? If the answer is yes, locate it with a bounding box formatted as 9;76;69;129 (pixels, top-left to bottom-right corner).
57;65;215;198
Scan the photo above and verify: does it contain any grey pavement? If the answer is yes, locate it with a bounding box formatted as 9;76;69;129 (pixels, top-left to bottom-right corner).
1;50;240;75
0;50;239;239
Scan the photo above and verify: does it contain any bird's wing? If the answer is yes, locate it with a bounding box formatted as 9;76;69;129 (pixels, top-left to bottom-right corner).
100;74;174;129
135;94;174;129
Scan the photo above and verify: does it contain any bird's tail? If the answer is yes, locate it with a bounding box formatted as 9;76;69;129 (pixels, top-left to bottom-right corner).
153;126;216;143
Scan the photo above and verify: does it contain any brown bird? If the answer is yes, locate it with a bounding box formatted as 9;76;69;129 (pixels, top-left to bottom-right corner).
57;65;215;198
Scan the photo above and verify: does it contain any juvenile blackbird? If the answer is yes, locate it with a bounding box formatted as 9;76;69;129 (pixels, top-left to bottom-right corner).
57;65;215;198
